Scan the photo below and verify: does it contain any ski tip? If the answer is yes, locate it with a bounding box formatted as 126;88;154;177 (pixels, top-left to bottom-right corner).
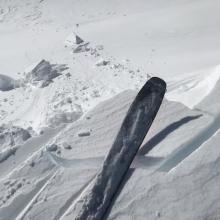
148;77;166;89
136;77;166;101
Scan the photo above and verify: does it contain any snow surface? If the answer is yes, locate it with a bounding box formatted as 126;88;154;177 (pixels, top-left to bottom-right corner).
0;0;220;219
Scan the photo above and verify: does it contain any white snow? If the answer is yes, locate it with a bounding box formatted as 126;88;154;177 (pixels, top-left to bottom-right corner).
166;65;220;108
1;0;220;219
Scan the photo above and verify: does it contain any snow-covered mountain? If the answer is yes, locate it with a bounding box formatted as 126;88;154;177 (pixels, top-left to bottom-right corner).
0;0;220;219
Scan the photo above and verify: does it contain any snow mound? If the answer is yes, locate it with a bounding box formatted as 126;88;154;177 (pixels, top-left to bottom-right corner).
65;32;89;53
73;42;90;53
0;74;18;91
95;58;110;67
47;111;83;128
0;124;31;151
166;65;220;108
25;60;68;88
46;143;58;152
46;103;83;128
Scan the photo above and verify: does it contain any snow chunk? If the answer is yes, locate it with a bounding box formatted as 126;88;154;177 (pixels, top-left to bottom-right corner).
47;111;82;127
0;125;31;151
95;59;110;67
78;130;91;137
46;144;58;152
73;42;90;53
75;34;84;45
65;33;84;46
25;60;68;88
0;146;17;163
62;142;72;150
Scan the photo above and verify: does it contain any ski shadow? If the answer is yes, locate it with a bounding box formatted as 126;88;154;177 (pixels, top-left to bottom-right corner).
103;114;203;219
138;114;203;156
131;155;164;169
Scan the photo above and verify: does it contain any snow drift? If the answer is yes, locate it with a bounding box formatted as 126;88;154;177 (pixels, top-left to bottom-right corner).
166;65;220;108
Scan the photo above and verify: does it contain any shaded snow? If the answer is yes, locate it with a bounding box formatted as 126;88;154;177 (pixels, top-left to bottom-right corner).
0;74;18;91
0;146;17;163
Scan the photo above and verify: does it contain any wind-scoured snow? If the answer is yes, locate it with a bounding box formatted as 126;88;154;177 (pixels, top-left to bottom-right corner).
1;0;220;219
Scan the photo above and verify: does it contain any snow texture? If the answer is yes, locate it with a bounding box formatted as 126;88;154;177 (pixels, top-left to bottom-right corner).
1;0;220;219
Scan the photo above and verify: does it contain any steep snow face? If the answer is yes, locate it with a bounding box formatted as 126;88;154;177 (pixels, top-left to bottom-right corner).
197;75;220;115
166;65;220;108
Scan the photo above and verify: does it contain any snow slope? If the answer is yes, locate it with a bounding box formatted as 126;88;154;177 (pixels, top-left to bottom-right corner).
0;0;220;219
0;94;219;220
0;85;218;219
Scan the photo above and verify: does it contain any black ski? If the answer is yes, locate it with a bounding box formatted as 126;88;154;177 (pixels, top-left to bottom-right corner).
75;77;166;220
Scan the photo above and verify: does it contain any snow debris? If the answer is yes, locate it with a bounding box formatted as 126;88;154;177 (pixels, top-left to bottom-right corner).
46;143;58;152
0;146;17;163
3;180;10;186
24;59;68;88
47;103;83;127
62;142;72;150
89;45;103;57
78;130;91;137
29;160;35;167
73;42;90;53
95;58;110;67
91;90;101;98
64;33;84;46
65;72;71;78
0;125;31;151
111;63;124;70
